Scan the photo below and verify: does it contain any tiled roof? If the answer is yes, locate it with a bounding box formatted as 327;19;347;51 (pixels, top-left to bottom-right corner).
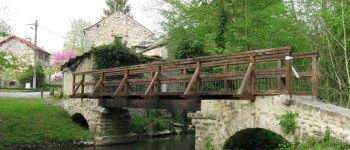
0;35;51;55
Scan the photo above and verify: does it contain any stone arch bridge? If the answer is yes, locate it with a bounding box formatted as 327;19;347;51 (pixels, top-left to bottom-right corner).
61;47;350;149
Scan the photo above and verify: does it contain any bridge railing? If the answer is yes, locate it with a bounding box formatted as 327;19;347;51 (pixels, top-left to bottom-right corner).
70;47;319;99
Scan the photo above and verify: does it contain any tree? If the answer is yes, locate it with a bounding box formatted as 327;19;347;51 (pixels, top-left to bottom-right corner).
103;0;131;17
64;19;91;54
0;51;16;71
18;65;45;88
162;0;310;58
51;49;79;66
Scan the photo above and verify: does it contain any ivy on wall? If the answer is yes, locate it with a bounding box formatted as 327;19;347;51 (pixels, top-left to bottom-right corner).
91;40;157;69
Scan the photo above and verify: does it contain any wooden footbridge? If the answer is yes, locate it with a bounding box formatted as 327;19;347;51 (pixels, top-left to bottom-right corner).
70;47;319;110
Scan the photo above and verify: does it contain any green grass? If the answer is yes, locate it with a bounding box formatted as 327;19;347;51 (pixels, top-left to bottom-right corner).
0;98;93;148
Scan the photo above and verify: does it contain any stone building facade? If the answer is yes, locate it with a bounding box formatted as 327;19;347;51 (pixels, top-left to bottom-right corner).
84;11;154;52
0;35;51;87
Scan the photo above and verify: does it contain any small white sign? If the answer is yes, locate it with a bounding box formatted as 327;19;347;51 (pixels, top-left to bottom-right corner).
25;83;31;89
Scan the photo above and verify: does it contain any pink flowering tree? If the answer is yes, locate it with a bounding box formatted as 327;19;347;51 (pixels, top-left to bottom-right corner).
46;49;79;83
51;49;79;66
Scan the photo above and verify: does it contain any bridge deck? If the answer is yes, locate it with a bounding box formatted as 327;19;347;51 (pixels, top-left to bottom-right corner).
70;47;319;109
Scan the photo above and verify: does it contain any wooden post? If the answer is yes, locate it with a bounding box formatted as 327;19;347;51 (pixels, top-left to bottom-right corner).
124;70;129;95
156;66;161;93
277;60;283;90
311;56;318;97
250;55;256;93
286;52;292;96
81;74;85;94
224;64;229;92
101;72;105;96
183;69;186;91
196;62;202;92
72;74;76;95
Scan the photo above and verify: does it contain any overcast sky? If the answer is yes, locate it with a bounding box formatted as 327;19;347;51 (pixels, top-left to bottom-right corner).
1;0;163;53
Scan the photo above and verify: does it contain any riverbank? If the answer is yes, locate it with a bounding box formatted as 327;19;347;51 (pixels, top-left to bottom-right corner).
0;98;93;149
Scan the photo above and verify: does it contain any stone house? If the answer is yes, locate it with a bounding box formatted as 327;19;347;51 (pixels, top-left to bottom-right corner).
0;35;51;87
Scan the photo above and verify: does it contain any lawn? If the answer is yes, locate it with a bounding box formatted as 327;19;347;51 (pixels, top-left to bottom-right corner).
0;98;93;148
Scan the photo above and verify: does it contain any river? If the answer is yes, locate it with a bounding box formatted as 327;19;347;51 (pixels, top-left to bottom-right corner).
45;134;195;150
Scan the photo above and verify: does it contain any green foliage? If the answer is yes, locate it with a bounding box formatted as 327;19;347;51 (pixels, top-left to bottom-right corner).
91;40;155;69
162;0;311;56
130;110;170;134
0;31;8;37
0;51;16;71
43;83;62;91
278;112;298;134
17;65;45;88
205;135;215;150
0;98;92;148
283;131;350;150
64;19;91;53
171;38;207;59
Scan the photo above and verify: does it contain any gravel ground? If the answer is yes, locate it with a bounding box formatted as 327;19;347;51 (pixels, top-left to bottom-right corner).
0;92;50;98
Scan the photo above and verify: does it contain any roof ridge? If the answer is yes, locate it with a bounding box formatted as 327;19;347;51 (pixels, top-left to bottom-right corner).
0;35;51;55
84;11;153;34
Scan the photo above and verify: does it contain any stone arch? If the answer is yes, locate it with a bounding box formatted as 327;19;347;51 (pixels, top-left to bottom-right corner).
72;113;89;129
223;128;289;150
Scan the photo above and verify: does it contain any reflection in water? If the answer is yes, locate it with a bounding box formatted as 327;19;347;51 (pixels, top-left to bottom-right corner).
47;134;195;150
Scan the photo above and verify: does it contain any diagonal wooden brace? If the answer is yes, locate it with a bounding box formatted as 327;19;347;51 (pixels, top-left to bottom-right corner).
113;72;128;97
144;71;160;96
90;75;103;96
237;63;254;95
184;62;201;96
72;79;84;95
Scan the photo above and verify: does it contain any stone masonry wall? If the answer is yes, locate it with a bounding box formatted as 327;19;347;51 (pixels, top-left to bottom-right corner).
84;11;153;51
189;95;350;150
60;98;136;145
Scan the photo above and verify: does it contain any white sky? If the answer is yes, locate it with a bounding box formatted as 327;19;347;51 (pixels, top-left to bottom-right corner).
1;0;163;53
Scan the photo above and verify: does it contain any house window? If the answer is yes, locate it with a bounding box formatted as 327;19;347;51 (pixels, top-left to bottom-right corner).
112;35;122;42
39;52;43;59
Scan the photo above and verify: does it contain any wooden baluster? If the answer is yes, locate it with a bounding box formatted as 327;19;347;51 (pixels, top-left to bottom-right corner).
224;64;229;92
311;56;318;97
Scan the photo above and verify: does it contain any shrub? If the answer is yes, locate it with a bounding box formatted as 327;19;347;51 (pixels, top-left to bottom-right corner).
205;135;215;150
17;65;45;88
278;112;298;134
43;83;62;91
91;40;156;69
